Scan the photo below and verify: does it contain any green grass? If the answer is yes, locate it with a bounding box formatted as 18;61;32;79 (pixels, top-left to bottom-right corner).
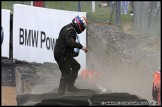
1;1;21;11
2;1;133;25
45;1;112;21
45;1;78;11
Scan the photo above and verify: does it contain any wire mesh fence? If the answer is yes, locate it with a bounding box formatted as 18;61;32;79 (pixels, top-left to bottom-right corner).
1;1;133;24
2;1;161;36
134;1;161;36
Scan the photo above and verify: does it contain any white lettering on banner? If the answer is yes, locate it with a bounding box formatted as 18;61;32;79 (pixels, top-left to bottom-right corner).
19;28;55;50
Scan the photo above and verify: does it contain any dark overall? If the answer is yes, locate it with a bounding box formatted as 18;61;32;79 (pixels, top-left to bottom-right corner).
54;23;83;95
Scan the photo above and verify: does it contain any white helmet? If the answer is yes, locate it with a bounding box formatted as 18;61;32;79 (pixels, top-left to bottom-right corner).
72;15;87;34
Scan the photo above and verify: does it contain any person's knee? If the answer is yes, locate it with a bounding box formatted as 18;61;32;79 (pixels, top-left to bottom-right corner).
71;63;80;78
75;63;81;71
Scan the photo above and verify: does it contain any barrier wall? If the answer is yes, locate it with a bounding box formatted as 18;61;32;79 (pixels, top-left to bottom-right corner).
1;9;11;58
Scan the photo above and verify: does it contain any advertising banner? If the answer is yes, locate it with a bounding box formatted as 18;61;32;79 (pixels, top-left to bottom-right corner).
13;4;87;73
1;9;11;58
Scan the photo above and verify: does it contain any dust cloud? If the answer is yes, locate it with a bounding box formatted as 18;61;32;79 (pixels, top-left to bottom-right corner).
86;22;160;101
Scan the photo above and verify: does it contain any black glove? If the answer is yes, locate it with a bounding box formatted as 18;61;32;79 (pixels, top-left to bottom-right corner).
73;52;79;57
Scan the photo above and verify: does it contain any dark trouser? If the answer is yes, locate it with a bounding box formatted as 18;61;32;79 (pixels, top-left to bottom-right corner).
54;54;80;93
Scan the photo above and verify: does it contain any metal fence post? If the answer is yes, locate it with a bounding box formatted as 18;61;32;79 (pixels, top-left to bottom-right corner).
92;1;95;12
78;1;81;12
115;1;121;26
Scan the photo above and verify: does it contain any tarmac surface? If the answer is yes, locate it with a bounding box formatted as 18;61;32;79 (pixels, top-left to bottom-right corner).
2;57;154;106
1;58;16;87
1;57;101;106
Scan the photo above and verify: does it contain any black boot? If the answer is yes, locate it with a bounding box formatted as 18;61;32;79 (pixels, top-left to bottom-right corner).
67;85;80;92
58;89;66;96
67;74;80;92
58;79;68;96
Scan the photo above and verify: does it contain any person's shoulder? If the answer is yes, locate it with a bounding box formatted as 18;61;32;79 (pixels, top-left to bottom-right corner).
66;24;76;32
153;71;161;78
61;23;74;31
155;70;161;74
